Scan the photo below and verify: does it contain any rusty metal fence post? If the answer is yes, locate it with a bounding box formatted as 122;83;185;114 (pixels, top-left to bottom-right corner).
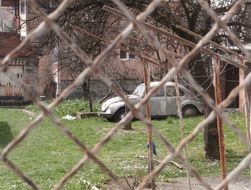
213;56;228;190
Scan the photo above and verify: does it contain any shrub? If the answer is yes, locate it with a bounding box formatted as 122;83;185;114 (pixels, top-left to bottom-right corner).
26;99;101;117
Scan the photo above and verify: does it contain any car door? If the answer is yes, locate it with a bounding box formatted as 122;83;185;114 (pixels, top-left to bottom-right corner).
166;86;186;115
150;87;166;116
165;86;178;115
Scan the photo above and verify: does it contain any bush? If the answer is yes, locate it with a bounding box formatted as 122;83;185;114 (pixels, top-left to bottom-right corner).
26;99;101;117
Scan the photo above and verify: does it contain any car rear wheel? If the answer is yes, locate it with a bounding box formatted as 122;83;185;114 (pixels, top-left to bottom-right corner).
182;105;199;117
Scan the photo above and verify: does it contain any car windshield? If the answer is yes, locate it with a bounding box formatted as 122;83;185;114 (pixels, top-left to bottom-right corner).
132;85;144;97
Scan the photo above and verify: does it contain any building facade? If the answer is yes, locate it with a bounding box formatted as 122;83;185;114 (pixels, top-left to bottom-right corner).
0;0;39;105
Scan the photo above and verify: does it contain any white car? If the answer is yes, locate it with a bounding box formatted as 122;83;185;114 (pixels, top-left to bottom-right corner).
98;81;204;122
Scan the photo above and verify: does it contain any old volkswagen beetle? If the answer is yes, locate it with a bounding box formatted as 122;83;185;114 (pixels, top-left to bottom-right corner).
98;81;204;122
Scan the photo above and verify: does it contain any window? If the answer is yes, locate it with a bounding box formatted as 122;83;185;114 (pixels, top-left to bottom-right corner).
166;86;185;96
128;51;135;59
152;87;164;97
119;47;136;60
120;49;127;59
0;7;15;32
49;0;53;8
179;89;185;96
20;0;25;14
166;86;176;97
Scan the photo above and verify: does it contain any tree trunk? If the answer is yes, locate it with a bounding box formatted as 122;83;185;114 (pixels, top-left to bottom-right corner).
81;79;93;112
88;96;93;112
43;80;56;100
87;79;93;112
204;105;220;160
122;107;133;130
123;122;132;130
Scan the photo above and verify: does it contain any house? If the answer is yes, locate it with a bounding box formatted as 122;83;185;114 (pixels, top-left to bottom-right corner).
56;45;150;99
55;24;161;99
54;5;244;107
0;0;39;105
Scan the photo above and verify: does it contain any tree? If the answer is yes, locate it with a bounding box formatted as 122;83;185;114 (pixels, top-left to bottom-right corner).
27;0;248;159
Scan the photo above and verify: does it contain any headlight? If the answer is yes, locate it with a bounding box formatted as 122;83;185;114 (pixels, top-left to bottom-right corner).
101;103;108;111
105;108;112;114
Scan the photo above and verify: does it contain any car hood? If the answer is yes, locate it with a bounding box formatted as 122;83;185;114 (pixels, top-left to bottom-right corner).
102;95;140;111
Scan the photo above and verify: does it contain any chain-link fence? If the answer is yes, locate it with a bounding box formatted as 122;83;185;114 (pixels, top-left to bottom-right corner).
1;0;251;189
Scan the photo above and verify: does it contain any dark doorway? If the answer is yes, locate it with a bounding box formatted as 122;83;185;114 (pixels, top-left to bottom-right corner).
224;65;239;108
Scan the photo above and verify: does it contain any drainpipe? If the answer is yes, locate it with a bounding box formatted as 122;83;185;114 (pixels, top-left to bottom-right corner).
14;0;20;32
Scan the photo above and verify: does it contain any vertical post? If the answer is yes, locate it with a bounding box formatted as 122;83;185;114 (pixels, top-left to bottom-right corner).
240;58;251;188
143;60;155;189
245;82;251;190
240;58;251;142
246;98;251;142
174;74;192;190
239;58;247;112
15;0;20;31
213;57;228;190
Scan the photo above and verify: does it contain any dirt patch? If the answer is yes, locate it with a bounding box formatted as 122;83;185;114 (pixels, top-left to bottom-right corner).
156;176;250;190
103;176;251;190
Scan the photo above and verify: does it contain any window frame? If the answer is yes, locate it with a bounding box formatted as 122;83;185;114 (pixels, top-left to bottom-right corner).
20;0;25;14
119;48;136;60
151;87;165;97
165;86;185;97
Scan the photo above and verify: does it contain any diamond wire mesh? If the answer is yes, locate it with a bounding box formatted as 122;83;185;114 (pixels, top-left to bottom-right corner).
0;0;251;189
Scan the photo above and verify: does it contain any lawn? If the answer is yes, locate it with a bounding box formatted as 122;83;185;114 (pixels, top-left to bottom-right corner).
0;107;248;189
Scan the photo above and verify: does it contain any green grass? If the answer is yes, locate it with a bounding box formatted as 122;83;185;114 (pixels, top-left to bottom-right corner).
0;109;249;189
26;99;101;117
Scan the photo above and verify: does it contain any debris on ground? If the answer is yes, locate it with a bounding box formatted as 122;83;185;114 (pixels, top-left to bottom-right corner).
22;109;36;118
62;114;76;120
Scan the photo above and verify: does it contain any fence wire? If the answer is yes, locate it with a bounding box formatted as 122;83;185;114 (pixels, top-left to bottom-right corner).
0;0;251;189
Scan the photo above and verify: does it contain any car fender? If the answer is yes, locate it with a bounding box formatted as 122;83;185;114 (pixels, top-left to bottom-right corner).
109;101;126;115
181;99;203;113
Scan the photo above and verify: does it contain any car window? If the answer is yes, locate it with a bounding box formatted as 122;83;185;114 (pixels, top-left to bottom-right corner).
166;86;176;96
152;87;164;97
179;89;185;96
132;85;144;97
166;86;185;96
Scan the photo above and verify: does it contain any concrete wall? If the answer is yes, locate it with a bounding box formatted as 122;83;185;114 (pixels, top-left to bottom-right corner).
59;78;141;100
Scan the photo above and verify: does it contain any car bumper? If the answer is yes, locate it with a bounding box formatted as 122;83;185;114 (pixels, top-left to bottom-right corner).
97;111;113;118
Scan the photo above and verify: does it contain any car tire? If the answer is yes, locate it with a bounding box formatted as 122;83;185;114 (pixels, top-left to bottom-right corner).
107;117;115;122
113;107;126;122
182;105;199;117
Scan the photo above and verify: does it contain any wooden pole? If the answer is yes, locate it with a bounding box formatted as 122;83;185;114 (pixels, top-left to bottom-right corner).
241;58;251;143
174;74;192;190
143;60;155;189
174;75;191;189
241;58;251;188
213;57;228;190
